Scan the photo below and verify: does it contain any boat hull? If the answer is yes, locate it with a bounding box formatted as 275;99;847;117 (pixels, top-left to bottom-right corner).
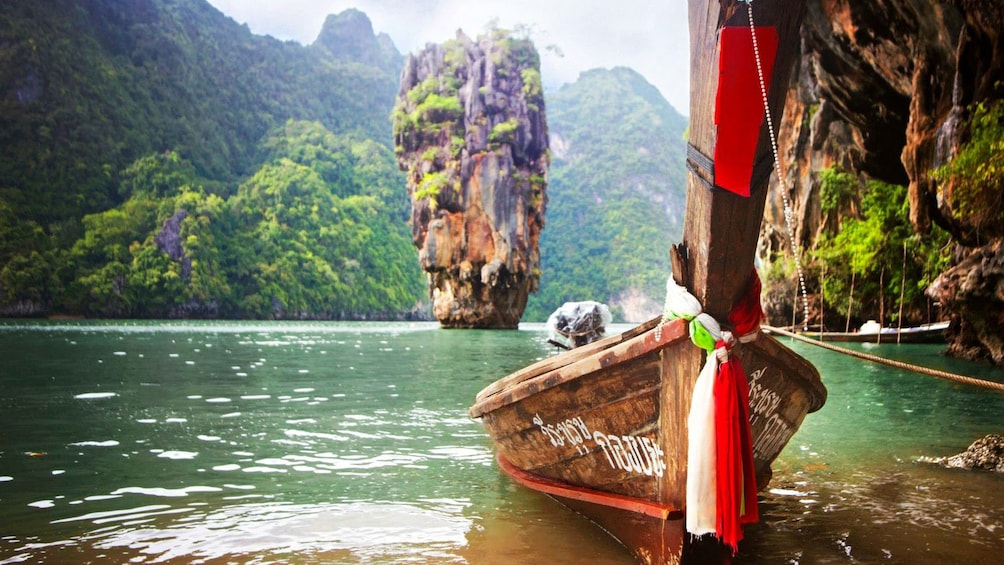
496;453;732;565
470;318;825;564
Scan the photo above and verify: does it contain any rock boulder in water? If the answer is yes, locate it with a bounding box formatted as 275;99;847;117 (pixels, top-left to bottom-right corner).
929;434;1004;472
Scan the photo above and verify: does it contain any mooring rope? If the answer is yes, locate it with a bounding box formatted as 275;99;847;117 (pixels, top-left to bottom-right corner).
763;325;1004;393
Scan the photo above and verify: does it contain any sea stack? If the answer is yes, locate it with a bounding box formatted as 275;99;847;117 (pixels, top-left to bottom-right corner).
393;29;548;329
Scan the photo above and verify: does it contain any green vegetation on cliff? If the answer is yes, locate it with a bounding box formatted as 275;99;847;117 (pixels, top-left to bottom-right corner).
932;98;1004;244
810;168;951;327
47;122;424;318
771;92;1004;330
0;0;424;318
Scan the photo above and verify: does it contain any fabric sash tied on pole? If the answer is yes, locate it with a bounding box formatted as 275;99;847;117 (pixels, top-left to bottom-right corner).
713;337;759;552
662;271;763;554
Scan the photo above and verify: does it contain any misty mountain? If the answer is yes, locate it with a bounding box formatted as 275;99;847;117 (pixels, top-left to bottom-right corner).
526;67;688;322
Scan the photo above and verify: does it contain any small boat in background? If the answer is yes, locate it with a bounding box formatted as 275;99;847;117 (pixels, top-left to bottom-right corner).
545;301;613;350
800;320;950;344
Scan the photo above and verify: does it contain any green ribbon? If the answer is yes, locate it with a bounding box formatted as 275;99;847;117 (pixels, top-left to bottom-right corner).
690;313;722;352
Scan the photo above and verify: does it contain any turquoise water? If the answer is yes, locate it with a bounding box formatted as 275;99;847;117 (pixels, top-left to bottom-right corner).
0;321;1002;564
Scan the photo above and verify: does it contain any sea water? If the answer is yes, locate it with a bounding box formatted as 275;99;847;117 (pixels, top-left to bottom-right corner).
0;320;1001;564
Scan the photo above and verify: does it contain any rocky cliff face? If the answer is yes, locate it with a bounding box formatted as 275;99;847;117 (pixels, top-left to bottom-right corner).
393;31;548;328
762;0;1004;361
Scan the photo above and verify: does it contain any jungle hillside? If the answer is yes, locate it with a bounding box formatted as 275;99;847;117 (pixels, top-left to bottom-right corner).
0;0;426;319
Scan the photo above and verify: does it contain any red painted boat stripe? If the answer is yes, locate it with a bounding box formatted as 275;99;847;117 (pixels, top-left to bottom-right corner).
496;454;683;520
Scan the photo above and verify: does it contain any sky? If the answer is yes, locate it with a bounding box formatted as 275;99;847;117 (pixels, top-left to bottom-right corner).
205;0;691;115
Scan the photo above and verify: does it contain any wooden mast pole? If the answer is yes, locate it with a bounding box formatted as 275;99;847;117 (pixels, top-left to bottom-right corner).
674;0;805;321
661;0;806;515
846;271;855;332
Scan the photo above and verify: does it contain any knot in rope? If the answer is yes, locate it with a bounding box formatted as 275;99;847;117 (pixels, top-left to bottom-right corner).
714;332;737;362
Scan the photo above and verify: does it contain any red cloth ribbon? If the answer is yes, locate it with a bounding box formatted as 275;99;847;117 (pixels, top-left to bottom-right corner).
685;272;764;552
728;270;765;337
713;26;778;197
709;272;763;552
713;344;759;552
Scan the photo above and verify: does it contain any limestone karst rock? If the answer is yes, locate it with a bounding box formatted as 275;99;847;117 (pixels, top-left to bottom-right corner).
393;30;548;328
313;8;402;77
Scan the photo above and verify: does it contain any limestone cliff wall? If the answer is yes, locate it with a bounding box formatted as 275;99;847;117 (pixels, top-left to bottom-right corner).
393;31;548;328
761;0;1004;361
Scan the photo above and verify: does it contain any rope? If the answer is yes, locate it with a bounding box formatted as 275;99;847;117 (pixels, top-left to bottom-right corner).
763;325;1004;393
744;1;811;330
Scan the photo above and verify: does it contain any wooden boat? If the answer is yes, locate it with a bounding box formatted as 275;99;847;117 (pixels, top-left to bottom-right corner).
799;321;949;344
470;1;826;563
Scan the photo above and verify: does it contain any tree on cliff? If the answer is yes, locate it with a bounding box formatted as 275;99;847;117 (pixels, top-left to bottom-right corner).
60;122;425;319
809;169;951;330
932;98;1004;245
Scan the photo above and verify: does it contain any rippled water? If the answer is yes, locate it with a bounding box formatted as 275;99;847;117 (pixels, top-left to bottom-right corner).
0;321;1002;564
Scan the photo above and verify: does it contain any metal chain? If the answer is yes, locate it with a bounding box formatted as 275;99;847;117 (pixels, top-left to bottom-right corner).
745;0;811;330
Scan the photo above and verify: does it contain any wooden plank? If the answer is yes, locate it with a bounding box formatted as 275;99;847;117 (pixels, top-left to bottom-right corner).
470;319;688;417
473;318;660;403
483;350;667;500
658;343;703;511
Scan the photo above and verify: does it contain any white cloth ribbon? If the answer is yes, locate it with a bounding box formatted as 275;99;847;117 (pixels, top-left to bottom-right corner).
685;348;720;536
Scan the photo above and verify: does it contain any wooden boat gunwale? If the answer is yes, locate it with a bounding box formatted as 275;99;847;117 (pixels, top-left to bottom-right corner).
470;318;688;417
472;319;827;419
474;317;663;403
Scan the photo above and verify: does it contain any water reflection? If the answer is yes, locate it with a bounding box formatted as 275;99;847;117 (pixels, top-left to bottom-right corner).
1;322;1002;564
736;338;1004;564
2;321;531;563
87;501;473;563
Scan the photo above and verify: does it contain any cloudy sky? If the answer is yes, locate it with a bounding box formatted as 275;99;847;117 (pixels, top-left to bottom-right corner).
205;0;692;114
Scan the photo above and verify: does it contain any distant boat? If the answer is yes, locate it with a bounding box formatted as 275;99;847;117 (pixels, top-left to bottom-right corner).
800;320;950;344
545;301;613;350
469;1;826;563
